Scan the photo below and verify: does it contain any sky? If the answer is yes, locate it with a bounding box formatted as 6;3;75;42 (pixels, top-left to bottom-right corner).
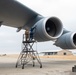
0;0;76;54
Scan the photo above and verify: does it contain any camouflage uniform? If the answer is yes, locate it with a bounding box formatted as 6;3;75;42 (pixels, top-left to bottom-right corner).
25;29;29;41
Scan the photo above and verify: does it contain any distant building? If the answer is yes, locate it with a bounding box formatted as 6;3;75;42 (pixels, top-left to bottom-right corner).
40;50;73;56
57;50;73;55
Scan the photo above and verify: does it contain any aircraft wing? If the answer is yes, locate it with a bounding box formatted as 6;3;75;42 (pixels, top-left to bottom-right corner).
0;0;63;42
0;0;40;28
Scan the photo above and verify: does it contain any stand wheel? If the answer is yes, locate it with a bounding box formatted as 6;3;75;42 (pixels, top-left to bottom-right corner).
33;64;35;67
40;65;42;68
33;62;35;67
15;64;17;68
22;64;24;69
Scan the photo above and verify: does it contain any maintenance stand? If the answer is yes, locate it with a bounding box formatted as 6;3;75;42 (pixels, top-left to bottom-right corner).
15;34;42;69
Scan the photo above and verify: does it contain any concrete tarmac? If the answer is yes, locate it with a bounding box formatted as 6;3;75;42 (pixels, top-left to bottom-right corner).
0;55;76;75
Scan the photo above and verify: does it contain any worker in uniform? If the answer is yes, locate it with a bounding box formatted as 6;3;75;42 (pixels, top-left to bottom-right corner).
25;28;30;41
30;26;36;41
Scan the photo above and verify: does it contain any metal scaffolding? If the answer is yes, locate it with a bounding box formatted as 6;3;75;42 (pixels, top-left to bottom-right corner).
15;34;42;69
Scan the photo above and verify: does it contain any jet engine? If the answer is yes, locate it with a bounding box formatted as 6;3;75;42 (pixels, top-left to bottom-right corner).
33;17;63;41
54;32;76;49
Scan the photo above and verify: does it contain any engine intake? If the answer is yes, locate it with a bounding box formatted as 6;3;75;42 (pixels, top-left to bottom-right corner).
33;17;63;41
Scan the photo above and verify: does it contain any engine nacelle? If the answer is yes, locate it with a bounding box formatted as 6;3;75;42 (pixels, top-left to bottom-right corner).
54;32;76;49
33;17;63;41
